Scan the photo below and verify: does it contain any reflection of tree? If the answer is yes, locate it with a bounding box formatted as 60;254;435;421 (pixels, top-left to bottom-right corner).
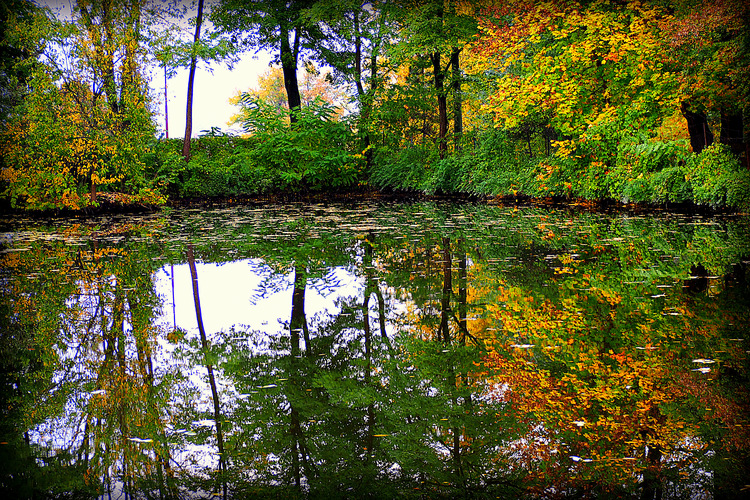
0;225;180;498
3;203;750;498
371;230;520;496
479;235;750;497
1;243;76;496
213;228;517;497
187;244;226;498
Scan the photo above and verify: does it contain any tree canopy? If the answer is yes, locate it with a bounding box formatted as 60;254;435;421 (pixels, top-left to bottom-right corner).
1;0;749;210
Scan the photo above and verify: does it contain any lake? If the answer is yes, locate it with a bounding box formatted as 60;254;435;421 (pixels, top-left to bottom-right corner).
1;201;749;499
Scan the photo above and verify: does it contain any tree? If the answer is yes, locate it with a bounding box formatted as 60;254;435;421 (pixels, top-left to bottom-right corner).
211;0;320;125
148;1;236;143
228;62;348;129
182;0;205;161
0;0;163;210
306;0;396;162
0;0;39;123
664;0;750;161
390;0;478;157
186;245;226;498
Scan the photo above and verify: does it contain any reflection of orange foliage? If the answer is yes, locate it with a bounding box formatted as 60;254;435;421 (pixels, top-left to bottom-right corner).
671;363;750;451
485;342;699;488
477;255;747;491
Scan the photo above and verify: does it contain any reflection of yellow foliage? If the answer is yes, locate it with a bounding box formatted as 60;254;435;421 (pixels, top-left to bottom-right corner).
473;240;750;489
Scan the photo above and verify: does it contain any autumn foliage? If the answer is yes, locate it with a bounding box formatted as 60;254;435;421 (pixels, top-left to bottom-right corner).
0;1;163;211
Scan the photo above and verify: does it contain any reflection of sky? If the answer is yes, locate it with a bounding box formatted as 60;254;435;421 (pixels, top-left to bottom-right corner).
153;259;365;338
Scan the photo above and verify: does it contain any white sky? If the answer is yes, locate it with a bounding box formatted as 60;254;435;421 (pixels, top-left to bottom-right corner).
153;53;273;137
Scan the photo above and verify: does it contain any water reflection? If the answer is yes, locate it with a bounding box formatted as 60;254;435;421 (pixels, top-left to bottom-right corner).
1;203;749;499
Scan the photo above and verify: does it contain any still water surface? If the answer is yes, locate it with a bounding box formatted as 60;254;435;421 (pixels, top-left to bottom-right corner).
1;202;749;499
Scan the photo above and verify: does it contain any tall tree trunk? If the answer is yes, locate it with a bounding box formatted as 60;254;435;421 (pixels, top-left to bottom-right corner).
77;0;117;202
288;264;314;489
182;0;204;161
439;237;452;343
121;0;141;114
431;52;448;159
457;240;467;343
291;265;310;356
187;245;226;498
681;101;714;154
451;48;463;152
280;26;302;125
353;11;365;100
289;266;302;488
430;2;448;158
640;444;663;500
362;234;378;460
78;0;120;115
363;256;375;463
353;11;372;162
164;65;169;139
438;237;464;483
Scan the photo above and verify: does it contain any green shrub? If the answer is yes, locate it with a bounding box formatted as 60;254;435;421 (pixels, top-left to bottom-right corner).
423;155;475;194
370;144;435;191
605;139;692;203
650;166;692;204
238;97;363;192
688;143;750;209
461;128;529;196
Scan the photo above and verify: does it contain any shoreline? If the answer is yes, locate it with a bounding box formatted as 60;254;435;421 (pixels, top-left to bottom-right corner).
0;189;745;219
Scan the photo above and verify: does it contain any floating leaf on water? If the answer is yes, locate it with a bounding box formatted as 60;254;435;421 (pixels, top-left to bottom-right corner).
0;247;32;254
128;437;153;443
192;419;216;427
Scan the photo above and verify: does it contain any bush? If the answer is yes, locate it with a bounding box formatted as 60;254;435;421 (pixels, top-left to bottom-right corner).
238;97;363;192
650;166;692;204
688;143;750;210
461;128;529;196
370;144;436;191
